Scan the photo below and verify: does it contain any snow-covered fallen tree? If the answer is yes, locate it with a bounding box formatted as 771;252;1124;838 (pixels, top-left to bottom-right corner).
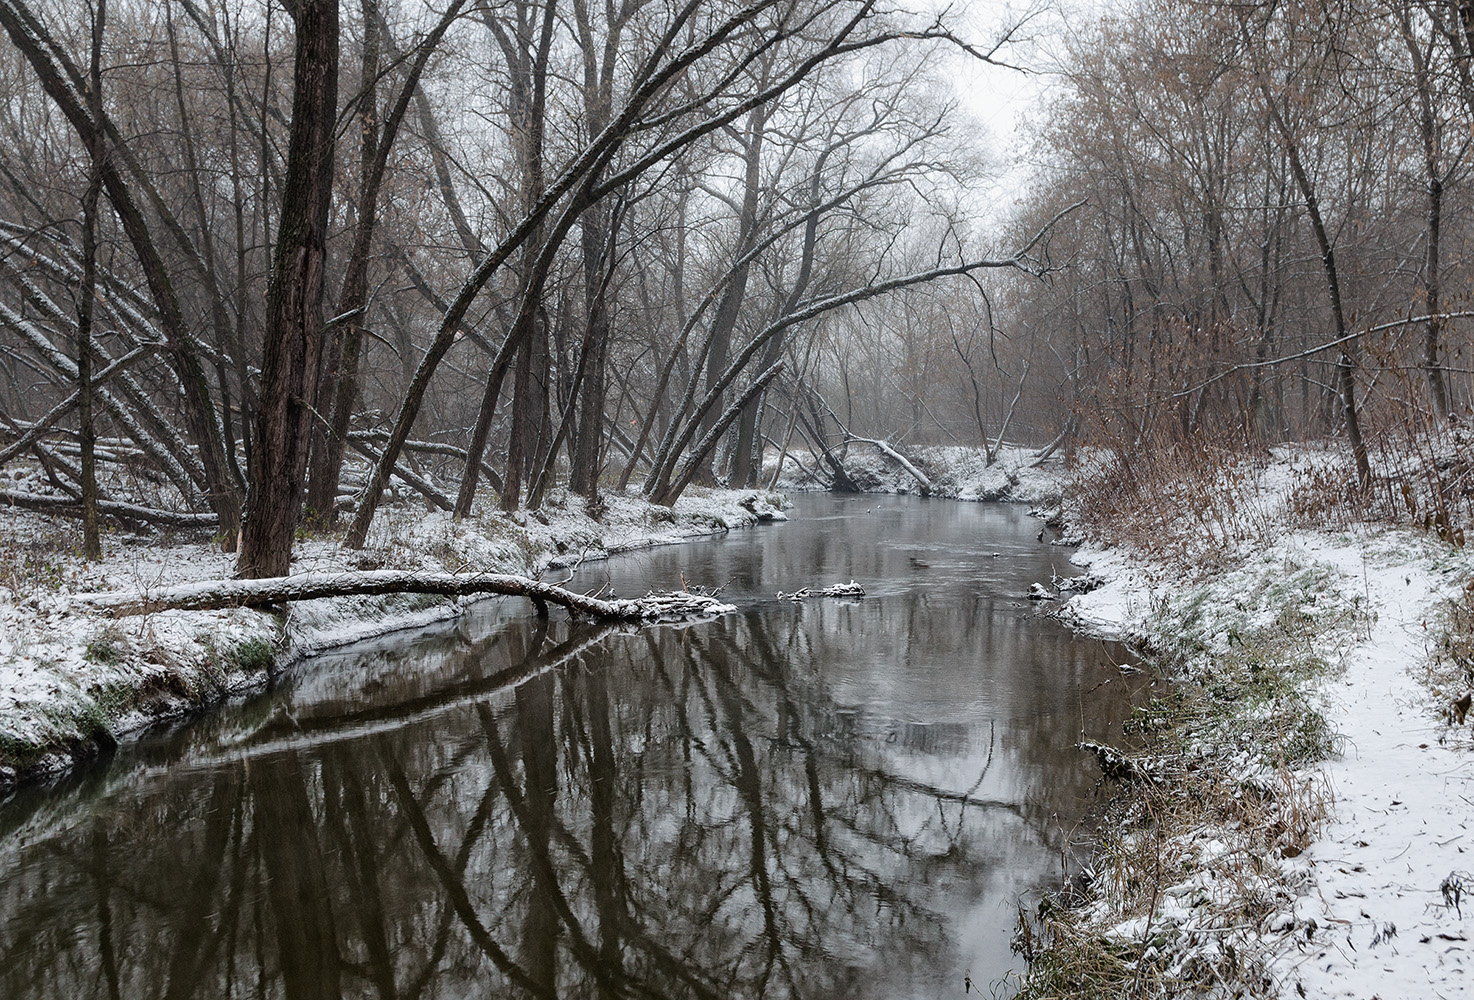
74;570;736;622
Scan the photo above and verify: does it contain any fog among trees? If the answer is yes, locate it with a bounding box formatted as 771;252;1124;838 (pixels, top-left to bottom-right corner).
3;0;1472;572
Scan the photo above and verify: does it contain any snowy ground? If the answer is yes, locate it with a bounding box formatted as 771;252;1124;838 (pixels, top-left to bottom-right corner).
769;442;1066;505
1277;534;1472;998
0;482;786;792
1050;448;1474;999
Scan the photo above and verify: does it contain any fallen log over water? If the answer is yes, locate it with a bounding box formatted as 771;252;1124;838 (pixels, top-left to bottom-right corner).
74;569;736;622
844;435;932;494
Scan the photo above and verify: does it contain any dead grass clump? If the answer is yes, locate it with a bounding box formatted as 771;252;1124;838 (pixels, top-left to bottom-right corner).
1425;585;1474;735
1068;433;1275;570
0;517;88;597
1281;430;1474;544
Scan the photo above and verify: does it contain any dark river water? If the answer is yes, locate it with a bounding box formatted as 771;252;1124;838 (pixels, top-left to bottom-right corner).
0;495;1146;1000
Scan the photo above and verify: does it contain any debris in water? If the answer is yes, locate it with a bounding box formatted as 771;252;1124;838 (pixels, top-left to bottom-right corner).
777;581;866;601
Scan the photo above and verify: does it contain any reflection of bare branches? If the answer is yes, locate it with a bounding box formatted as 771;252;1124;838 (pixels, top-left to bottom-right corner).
321;754;396;1000
0;565;1139;1000
380;745;554;1000
218;625;618;761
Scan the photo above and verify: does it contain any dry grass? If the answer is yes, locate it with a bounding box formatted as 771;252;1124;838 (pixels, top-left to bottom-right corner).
1011;557;1352;999
1070;437;1277;570
1069;422;1474;579
1423;582;1474;740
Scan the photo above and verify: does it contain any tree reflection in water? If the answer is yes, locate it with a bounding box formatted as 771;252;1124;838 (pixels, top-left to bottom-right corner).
0;514;1143;1000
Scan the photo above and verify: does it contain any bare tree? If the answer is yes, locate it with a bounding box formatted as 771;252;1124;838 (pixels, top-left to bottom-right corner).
237;0;340;578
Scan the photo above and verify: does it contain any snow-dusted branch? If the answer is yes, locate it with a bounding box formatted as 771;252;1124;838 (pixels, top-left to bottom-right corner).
844;436;932;493
0;489;219;528
75;570;737;622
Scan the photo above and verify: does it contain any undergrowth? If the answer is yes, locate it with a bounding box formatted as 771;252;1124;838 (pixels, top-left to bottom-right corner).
1069;423;1474;572
1010;556;1357;999
1424;584;1474;736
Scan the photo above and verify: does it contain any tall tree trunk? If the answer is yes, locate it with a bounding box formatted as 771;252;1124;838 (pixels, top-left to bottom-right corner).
307;0;469;525
1401;9;1452;421
1247;17;1372;490
305;0;381;528
77;0;105;561
568;211;611;499
501;322;537;512
695;104;768;484
731;154;823;486
238;0;339;577
567;0;622;500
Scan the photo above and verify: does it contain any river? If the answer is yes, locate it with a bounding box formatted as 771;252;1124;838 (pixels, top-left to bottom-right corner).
0;495;1147;999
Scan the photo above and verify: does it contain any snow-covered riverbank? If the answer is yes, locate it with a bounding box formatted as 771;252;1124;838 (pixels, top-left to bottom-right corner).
1019;447;1474;999
770;442;1067;505
0;487;786;793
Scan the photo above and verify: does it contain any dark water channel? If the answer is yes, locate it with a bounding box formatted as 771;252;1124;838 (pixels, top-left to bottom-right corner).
0;496;1147;999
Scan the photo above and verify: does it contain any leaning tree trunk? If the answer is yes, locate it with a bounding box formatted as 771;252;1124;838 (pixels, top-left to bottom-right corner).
569;208;612;500
1401;10;1452;421
238;0;339;578
0;0;243;540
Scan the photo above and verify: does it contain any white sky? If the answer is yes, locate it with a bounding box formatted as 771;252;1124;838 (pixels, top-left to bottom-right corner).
942;1;1075;224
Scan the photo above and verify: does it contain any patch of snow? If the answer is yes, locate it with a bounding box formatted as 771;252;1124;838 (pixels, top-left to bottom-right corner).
0;482;788;792
1046;446;1474;998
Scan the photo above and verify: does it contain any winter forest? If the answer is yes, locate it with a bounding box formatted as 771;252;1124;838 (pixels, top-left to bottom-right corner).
5;2;1474;998
1;0;1472;568
5;0;1474;575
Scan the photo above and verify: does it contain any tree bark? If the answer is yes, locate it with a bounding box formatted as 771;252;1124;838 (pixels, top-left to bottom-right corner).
77;0;106;561
238;0;339;578
0;489;220;529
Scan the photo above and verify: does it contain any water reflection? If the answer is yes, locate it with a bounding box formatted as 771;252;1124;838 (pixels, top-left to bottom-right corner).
0;498;1145;999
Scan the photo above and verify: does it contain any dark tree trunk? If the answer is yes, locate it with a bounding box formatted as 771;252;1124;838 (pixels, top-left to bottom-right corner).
78;0;105;561
305;0;380;528
306;0;468;526
501;325;537;512
1401;11;1452;420
238;0;339;578
695;105;768;484
1247;22;1371;489
569;212;611;499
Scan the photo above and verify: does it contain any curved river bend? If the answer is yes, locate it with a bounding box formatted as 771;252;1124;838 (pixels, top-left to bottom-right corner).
0;495;1146;999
